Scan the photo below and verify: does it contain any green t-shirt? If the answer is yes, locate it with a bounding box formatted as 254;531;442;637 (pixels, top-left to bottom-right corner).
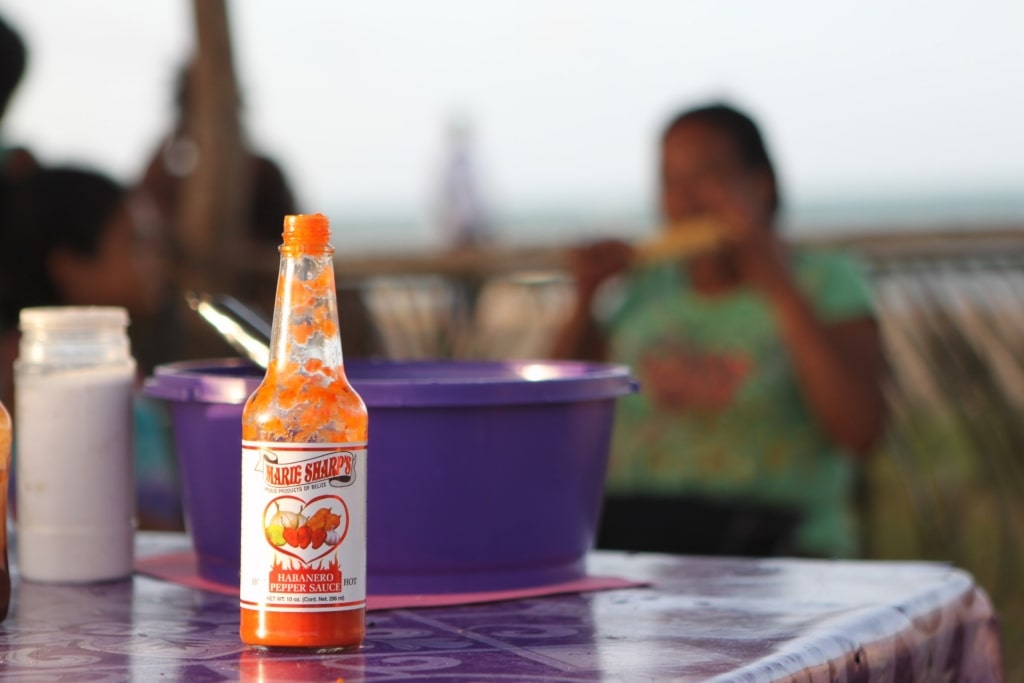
603;249;874;557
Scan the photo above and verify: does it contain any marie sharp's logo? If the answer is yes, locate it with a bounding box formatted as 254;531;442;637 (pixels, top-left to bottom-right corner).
260;449;357;488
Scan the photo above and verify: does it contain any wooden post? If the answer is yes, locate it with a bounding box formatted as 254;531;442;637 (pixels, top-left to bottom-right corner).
177;0;248;297
173;0;250;358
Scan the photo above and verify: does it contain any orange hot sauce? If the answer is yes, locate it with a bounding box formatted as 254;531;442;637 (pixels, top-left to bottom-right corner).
239;213;368;650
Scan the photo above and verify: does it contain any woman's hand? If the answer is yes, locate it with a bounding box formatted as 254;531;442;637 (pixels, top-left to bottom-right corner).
551;238;634;362
565;239;635;302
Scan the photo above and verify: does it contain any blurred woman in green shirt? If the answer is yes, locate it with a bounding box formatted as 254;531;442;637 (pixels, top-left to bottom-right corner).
553;103;886;558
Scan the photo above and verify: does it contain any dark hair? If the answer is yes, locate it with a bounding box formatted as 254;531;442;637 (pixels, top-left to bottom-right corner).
0;16;27;119
0;167;125;327
662;102;781;215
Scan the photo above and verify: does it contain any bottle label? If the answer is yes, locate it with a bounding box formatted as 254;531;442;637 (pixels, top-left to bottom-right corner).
240;441;367;613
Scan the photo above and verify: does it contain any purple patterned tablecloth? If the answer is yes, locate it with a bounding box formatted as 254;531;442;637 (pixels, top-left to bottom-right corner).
0;532;1003;682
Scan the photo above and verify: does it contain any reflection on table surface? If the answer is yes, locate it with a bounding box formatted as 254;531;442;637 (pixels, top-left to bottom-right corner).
0;532;1003;682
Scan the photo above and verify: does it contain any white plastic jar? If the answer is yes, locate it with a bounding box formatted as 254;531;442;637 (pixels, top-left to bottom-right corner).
14;306;135;583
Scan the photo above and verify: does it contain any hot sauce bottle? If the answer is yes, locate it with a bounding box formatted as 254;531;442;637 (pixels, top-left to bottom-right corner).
239;213;368;650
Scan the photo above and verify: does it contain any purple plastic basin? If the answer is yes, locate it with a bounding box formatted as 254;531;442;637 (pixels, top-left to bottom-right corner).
144;358;635;594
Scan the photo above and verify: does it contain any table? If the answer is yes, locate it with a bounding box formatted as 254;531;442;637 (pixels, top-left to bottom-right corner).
0;532;1003;682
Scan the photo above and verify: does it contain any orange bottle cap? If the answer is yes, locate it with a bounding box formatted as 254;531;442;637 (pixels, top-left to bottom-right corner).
283;213;331;248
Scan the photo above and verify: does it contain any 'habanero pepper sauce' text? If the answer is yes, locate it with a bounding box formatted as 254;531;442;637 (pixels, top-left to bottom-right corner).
239;213;368;650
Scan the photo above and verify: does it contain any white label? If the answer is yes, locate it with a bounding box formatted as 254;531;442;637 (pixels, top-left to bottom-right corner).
240;441;367;613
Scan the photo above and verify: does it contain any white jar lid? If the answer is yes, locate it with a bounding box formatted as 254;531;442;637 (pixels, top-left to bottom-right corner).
16;306;133;368
19;306;129;331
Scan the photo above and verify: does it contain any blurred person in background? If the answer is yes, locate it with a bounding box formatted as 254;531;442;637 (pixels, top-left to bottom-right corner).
137;60;381;359
433;117;493;340
436;118;491;251
0;14;38;182
0;166;181;529
553;102;885;558
139;61;298;255
134;60;294;366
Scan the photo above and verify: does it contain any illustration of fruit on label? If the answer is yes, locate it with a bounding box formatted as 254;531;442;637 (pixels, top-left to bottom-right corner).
264;495;349;565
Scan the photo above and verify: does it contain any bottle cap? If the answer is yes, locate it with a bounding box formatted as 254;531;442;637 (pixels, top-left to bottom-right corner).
19;306;129;332
282;213;331;249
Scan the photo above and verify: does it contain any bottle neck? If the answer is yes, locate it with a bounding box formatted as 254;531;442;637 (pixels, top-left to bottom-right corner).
268;247;344;373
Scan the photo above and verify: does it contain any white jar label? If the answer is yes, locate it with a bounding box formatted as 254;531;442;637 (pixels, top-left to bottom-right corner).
15;366;135;583
240;441;367;613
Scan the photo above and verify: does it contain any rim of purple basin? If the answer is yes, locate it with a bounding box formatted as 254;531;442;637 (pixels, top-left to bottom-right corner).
143;357;638;407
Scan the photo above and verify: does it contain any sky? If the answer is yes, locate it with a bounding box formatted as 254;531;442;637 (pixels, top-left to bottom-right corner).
2;1;1023;246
